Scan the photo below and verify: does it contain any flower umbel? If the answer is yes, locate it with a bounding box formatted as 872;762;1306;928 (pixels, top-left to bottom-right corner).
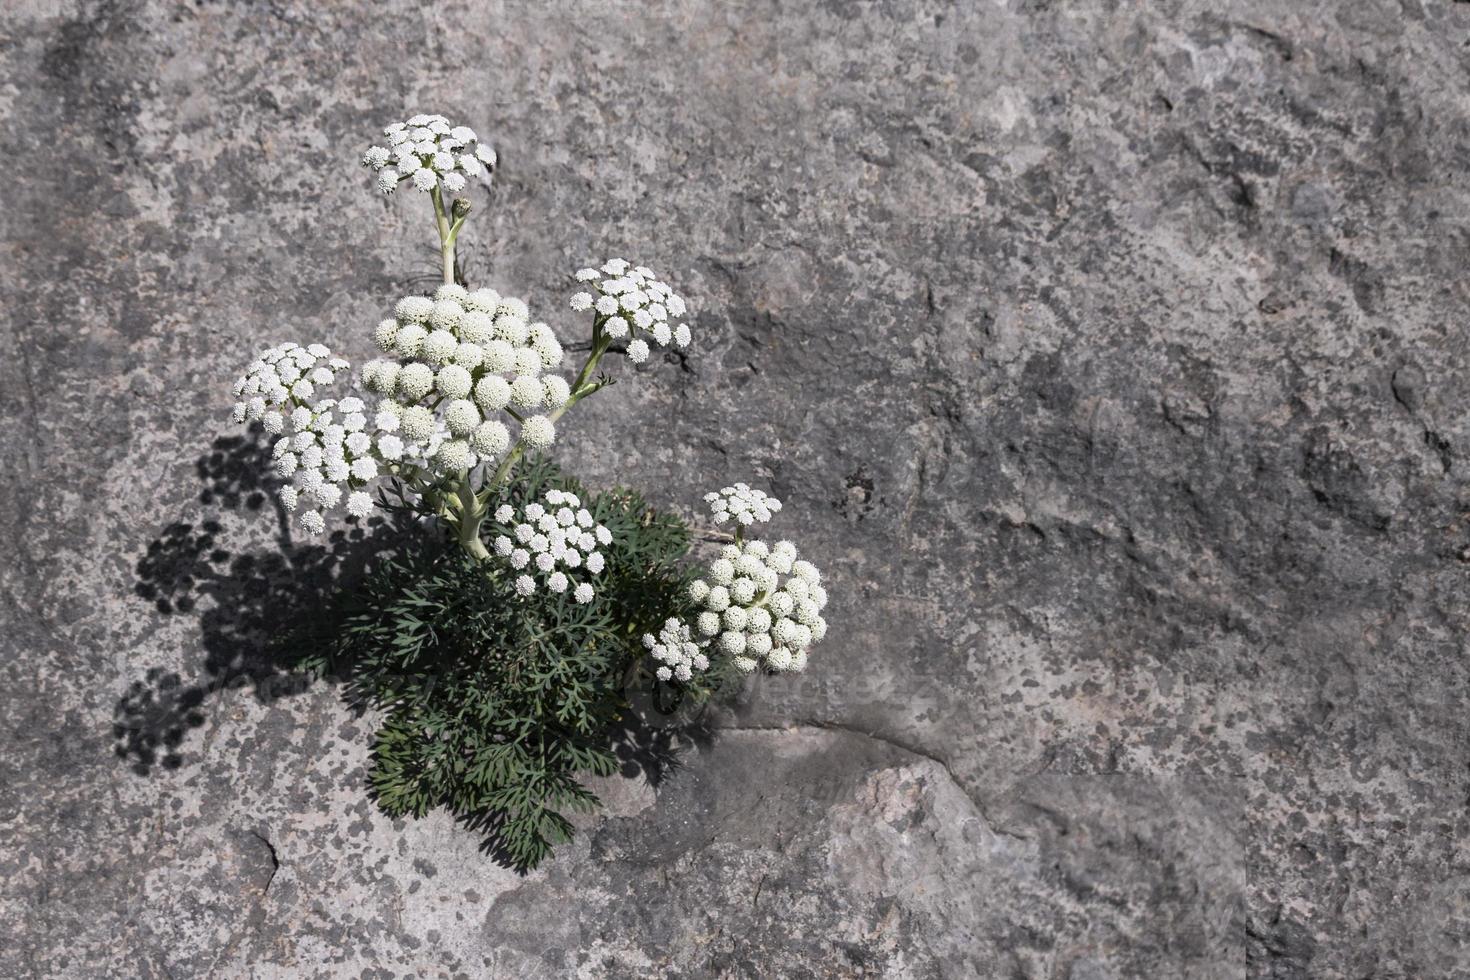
362;281;568;477
705;482;782;527
231;342;349;432
688;536;827;675
489;488;610;602
363;113;496;195
642;618;708;683
569;258;691;355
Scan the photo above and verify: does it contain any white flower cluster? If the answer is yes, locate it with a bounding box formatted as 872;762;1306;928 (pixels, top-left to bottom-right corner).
268;396;383;532
688;539;827;675
232;344;393;533
489;488;611;604
362;113;496;196
231;343;350;433
361;282;568;475
642;618;708;683
569;258;690;363
230;283;570;535
705;483;782;527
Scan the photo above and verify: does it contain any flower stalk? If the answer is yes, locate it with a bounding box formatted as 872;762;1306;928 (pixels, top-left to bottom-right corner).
430;187;470;286
454;469;491;561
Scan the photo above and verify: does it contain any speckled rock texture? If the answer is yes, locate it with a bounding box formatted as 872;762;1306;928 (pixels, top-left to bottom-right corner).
3;0;1469;976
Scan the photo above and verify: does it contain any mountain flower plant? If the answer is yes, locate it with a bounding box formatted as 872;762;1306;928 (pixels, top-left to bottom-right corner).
225;114;831;869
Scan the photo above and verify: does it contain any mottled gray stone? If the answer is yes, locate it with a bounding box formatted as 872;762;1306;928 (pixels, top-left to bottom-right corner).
4;0;1470;976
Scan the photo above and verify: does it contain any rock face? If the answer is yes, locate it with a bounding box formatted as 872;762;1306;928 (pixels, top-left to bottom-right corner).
3;0;1469;976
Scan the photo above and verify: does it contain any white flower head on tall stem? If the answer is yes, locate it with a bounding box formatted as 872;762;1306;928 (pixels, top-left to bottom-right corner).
704;482;782;527
568;258;691;359
686;533;827;675
364;114;496;196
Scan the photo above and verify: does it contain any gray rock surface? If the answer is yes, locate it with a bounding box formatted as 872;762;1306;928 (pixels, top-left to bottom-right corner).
3;0;1469;976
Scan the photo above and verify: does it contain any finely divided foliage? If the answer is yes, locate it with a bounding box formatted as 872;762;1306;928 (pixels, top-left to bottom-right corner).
297;460;693;870
227;113;832;868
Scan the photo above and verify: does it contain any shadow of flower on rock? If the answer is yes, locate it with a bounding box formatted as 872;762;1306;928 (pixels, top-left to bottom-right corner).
114;428;408;776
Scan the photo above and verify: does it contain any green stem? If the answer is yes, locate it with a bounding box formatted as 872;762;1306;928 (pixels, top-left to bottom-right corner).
482;441;525;505
430;185;463;285
552;332;614;423
454;468;490;560
423;185;484;557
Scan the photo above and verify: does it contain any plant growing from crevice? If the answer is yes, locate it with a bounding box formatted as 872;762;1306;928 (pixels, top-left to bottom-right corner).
226;113;830;869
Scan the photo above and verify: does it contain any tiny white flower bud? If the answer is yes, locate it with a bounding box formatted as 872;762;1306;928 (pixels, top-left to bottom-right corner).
471;420;510;457
435;364;473;399
395;296;434;324
520;415;555;449
444;399;481;436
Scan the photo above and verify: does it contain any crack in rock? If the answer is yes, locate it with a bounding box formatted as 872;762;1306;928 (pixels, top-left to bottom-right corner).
204;829;282;975
716;721;1031;841
249;829;280;896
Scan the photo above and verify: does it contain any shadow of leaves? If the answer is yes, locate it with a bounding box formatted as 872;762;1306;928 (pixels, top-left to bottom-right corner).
114;428;409;775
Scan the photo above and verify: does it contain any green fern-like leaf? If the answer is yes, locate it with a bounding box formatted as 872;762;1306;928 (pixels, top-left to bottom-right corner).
293;456;698;871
